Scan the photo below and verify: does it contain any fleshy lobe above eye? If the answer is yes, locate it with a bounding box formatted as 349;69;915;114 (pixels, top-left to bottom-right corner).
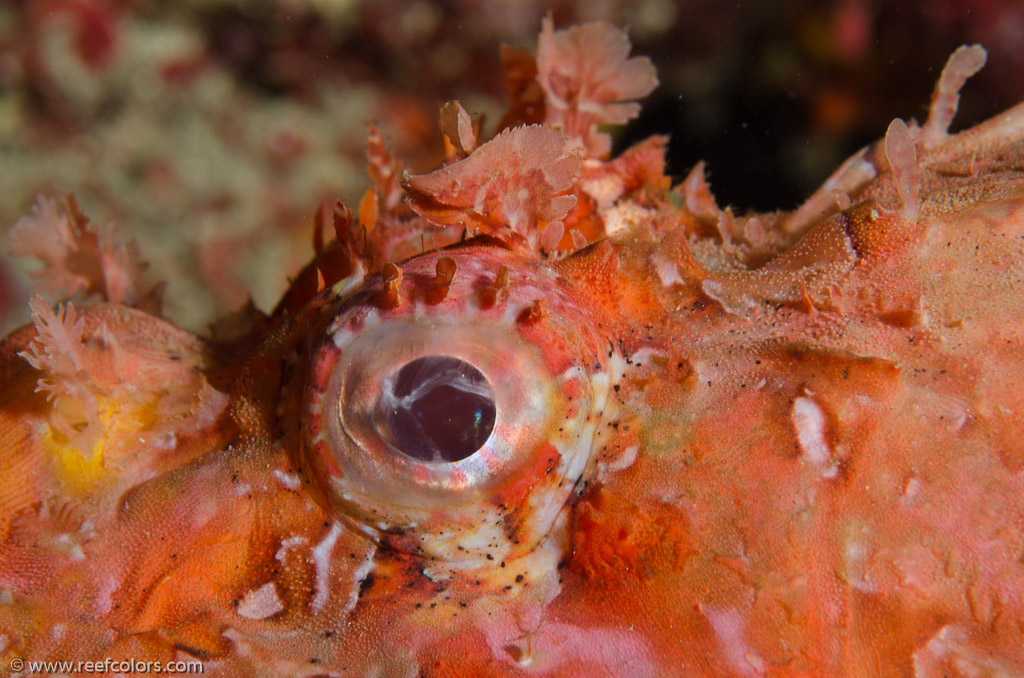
297;247;619;566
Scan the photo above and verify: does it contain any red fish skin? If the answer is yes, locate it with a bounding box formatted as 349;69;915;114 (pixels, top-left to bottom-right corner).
1;22;1024;678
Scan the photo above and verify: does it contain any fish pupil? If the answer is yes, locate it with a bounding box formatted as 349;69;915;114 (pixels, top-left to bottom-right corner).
383;356;496;463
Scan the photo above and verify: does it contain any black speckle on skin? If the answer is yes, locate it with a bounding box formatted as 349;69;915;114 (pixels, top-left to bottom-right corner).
357;573;376;598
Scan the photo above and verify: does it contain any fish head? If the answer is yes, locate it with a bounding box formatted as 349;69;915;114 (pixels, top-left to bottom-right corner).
2;17;1024;678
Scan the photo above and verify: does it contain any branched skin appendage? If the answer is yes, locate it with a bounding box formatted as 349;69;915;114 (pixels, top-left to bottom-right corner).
2;19;1024;678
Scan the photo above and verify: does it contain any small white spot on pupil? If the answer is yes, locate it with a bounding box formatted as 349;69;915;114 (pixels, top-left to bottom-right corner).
379;356;496;463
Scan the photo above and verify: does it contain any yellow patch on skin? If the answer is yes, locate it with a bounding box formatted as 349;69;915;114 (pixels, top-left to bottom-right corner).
41;394;162;490
43;421;108;490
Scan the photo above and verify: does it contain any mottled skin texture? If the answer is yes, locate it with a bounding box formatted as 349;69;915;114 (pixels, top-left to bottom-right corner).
2;22;1024;678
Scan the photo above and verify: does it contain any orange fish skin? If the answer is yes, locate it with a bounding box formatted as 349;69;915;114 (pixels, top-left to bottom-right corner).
2;23;1024;678
556;104;1024;676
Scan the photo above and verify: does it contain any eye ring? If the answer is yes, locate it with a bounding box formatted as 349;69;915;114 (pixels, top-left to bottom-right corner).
300;247;617;565
317;317;553;502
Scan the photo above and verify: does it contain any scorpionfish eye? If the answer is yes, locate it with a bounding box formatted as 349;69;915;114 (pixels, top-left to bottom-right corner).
293;244;618;565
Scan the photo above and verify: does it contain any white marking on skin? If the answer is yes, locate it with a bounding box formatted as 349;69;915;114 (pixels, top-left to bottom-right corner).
844;541;878;593
653;255;684;287
94;576;120;615
237;582;285;620
234;483;252;496
700;605;768;678
903;477;922;502
589;371;610;413
422;560;458;580
556;420;588;482
275;536;307;563
557;365;587;382
53;534;84;561
791;396;837;477
344;547;377;615
628;348;665;367
311;522;343;613
911;625;1001;677
602;446;639;475
272;470;301;490
51;624;65;641
221;629;253;659
444;520;508;560
702;279;756;317
606;352;627;383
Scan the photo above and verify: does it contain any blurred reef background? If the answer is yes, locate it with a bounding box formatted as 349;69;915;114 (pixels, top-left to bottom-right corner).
2;0;1022;333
